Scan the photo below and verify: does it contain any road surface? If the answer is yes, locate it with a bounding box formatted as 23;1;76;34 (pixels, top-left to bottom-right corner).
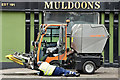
0;67;120;80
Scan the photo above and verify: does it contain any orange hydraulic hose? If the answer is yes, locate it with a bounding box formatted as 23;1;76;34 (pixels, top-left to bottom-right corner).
37;24;67;62
59;25;68;61
65;26;67;59
37;31;47;62
36;24;43;42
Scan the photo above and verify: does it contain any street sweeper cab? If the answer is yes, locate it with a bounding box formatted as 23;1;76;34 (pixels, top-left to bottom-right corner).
32;23;69;66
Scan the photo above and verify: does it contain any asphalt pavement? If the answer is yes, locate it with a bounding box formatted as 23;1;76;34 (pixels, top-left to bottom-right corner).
0;67;120;80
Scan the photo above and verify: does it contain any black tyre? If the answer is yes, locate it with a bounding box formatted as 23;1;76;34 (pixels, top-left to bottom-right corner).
82;61;96;74
66;53;75;69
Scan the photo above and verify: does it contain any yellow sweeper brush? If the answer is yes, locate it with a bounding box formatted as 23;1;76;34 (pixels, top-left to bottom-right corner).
5;54;24;65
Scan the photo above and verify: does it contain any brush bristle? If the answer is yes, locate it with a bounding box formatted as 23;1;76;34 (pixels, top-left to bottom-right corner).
5;54;24;65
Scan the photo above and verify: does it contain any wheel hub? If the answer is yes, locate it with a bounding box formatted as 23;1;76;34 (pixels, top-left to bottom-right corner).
85;64;94;73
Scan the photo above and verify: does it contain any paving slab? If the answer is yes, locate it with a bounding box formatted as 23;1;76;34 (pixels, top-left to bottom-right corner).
0;67;119;80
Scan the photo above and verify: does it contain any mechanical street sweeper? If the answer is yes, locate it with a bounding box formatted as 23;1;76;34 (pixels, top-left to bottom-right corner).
6;19;109;74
